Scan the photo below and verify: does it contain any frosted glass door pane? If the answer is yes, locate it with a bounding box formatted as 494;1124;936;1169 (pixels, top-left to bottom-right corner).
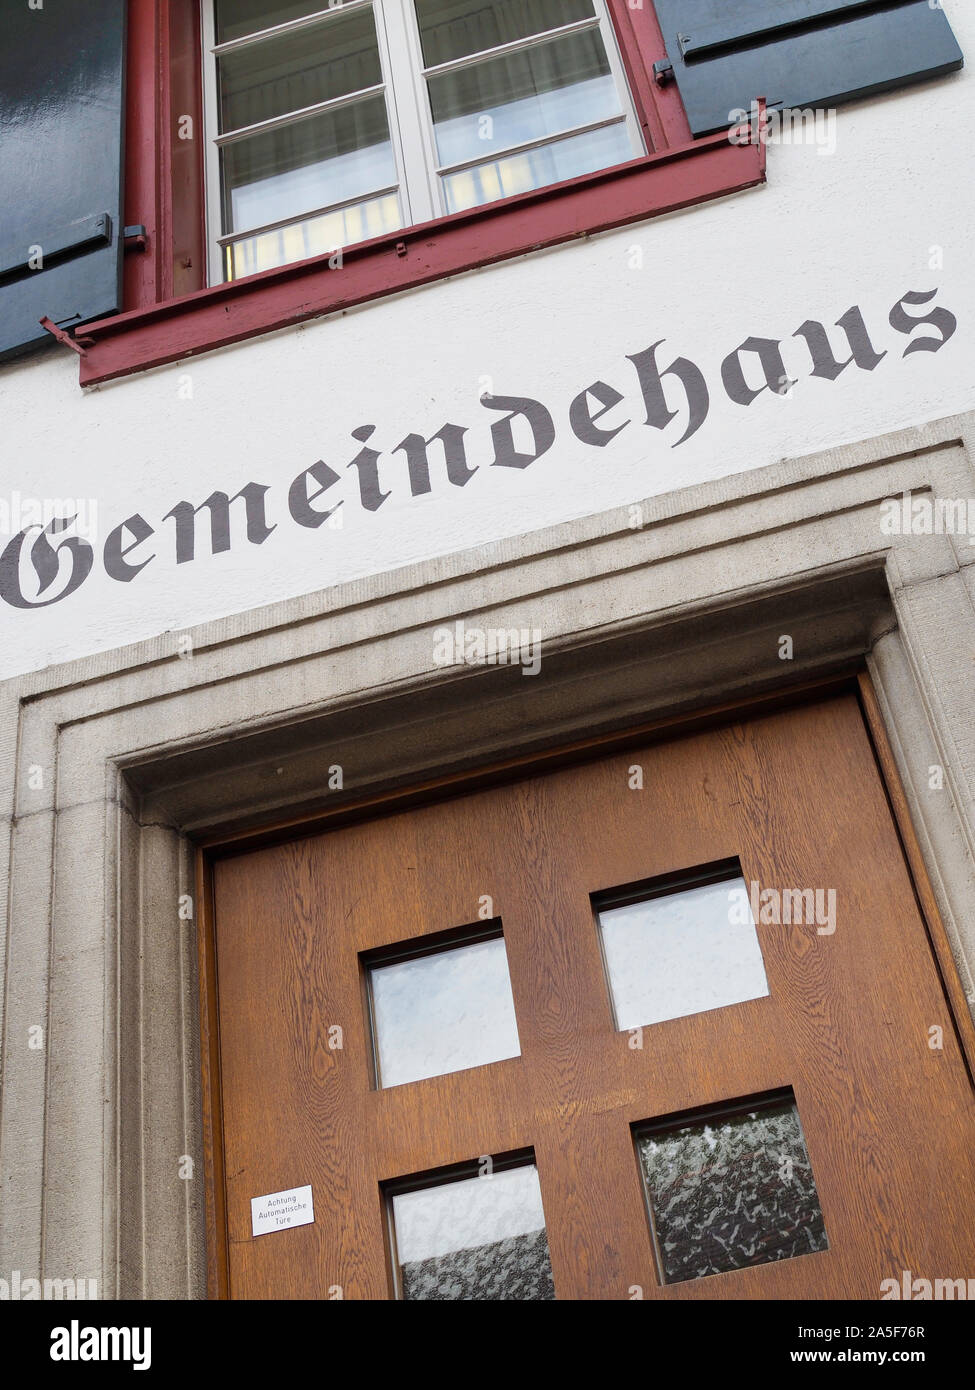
598;873;770;1029
637;1095;828;1283
391;1163;554;1300
369;933;521;1087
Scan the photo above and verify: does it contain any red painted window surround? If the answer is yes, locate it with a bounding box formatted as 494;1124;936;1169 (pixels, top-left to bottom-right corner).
82;0;766;387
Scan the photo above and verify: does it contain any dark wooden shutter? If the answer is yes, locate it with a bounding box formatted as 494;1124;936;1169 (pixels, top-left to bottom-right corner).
0;0;126;361
654;0;964;137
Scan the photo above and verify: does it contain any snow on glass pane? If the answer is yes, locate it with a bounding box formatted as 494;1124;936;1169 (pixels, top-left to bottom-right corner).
637;1094;828;1284
368;930;521;1088
598;870;770;1029
390;1162;555;1300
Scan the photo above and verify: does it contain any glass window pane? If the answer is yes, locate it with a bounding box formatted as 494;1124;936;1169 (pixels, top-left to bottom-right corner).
224;191;400;278
429;28;620;168
216;0;335;45
369;932;521;1088
442;121;631;212
217;8;382;133
415;0;596;67
220;95;394;235
390;1161;554;1300
597;871;770;1030
636;1095;829;1284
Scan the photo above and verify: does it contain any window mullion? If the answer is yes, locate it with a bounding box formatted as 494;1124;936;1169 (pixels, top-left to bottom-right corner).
421;16;602;80
215;84;389;147
201;1;225;287
212;0;377;56
219;184;401;247
436;115;629;179
380;0;443;224
598;2;648;158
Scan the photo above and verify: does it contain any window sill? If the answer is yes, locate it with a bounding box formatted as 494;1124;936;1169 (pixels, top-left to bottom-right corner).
77;126;765;388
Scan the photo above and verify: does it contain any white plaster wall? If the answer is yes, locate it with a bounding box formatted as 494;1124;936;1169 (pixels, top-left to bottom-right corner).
1;0;972;681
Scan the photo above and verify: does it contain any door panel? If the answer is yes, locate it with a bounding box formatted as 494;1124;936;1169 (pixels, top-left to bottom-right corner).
209;692;975;1298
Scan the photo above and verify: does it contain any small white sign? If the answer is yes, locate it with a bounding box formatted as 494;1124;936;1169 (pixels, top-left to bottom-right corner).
251;1184;314;1237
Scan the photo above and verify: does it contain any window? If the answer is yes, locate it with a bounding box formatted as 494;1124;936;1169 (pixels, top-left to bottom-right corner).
4;0;962;379
596;862;770;1030
363;922;522;1088
203;0;644;280
53;0;773;384
634;1090;828;1285
38;0;777;384
384;1152;554;1300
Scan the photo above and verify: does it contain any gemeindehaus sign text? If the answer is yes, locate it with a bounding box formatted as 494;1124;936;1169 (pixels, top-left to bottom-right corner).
0;286;956;610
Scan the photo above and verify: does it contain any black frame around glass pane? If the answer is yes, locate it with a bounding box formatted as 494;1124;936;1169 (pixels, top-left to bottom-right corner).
633;1087;829;1286
381;1148;555;1301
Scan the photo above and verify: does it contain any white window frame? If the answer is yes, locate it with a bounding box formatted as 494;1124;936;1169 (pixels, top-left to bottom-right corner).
202;0;645;287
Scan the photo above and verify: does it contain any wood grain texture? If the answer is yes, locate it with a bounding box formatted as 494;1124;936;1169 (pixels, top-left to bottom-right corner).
198;674;853;854
197;851;229;1300
857;670;975;1085
206;691;975;1299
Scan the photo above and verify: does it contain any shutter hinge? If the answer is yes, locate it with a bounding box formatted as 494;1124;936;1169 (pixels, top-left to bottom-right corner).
123;225;148;253
39;316;91;357
653;58;674;86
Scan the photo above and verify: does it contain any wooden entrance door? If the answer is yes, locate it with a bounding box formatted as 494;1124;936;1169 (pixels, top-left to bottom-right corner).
204;691;975;1299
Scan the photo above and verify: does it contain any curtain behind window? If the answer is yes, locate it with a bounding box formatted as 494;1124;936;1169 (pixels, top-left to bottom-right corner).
417;0;594;67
